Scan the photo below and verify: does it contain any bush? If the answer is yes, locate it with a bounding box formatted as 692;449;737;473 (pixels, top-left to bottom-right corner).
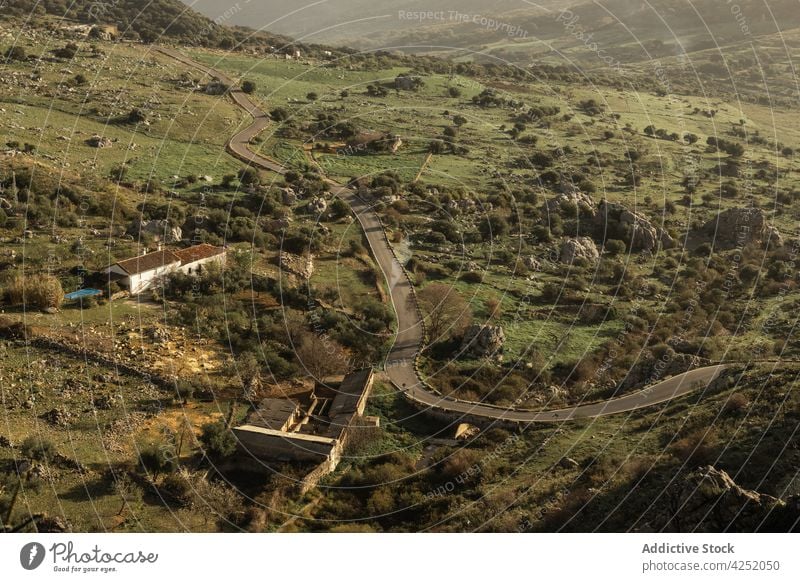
460;271;483;284
4;46;27;61
605;239;626;256
20;436;56;463
138;443;177;479
4;274;64;310
241;80;257;94
199;421;237;460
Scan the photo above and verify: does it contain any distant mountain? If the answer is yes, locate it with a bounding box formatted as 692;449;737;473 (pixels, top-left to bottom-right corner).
184;0;800;64
181;0;563;44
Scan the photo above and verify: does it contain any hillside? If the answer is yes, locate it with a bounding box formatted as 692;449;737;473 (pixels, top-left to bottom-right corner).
0;0;294;47
1;4;799;535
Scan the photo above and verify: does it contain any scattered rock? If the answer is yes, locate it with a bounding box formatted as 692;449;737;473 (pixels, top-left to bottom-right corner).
455;423;480;440
307;197;327;214
40;407;71;427
133;219;182;243
86;135;112;148
279;252;314;280
597;201;674;251
523;256;541;271
647;466;797;532
544;190;595;216
621;353;709;390
560;237;600;264
699;207;782;249
461;324;505;360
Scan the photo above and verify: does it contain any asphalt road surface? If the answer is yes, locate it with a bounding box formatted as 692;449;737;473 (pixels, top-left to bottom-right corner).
155;47;730;424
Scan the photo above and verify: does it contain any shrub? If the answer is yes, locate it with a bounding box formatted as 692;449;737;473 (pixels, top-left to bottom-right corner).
20;436;56;463
4;46;27;61
199;421;237;460
4;274;64;310
241;80;257;94
138;443;177;479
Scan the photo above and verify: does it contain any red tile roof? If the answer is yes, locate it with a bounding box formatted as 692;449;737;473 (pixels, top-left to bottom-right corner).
174;244;226;265
114;250;180;276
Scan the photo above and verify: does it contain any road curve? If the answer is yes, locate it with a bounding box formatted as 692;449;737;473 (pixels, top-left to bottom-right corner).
154;46;731;423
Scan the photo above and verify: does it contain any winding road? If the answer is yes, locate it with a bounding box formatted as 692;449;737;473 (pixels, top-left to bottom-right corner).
155;46;731;424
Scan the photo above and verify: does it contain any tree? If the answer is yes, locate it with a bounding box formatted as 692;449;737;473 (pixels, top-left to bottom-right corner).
417;284;472;343
199;421;237;460
138;443;177;480
684;133;699;144
643;125;656;136
296;333;349;379
237;167;260;186
241;80;257;94
51;43;79;60
306;92;319;101
270;107;289;121
329;198;350;220
127;108;147;124
175;380;195;404
478;213;509;241
448;87;462;98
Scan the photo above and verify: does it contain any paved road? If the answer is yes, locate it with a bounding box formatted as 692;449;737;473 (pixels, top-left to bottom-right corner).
155;47;731;424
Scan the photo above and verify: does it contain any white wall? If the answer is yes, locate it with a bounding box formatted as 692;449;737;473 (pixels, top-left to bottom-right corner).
128;261;181;294
178;254;225;275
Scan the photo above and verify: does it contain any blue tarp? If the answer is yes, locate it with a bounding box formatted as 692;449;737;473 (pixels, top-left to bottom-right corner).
64;289;103;301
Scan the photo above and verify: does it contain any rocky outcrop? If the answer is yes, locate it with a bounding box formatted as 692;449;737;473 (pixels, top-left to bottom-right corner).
307;197;327;214
699;207;782;249
560;237;600;264
543;194;673;253
544;190;596;217
279;252;314;280
649;466;797;532
596;201;674;252
133;219;183;243
460;324;505;360
620;352;709;390
86;135;112;148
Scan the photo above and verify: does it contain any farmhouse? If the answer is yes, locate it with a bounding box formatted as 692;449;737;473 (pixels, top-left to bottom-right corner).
105;243;226;295
233;368;377;487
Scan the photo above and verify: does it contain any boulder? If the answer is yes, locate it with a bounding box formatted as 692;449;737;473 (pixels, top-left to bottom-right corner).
699;207;782;249
86;135;112;148
133;219;182;243
597;200;674;251
646;466;796;532
559;237;600;264
281;187;298;205
543;190;596;217
523;256;541;271
460;324;505;360
559;457;580;469
620;352;708;390
279;252;314;280
307;197;327;214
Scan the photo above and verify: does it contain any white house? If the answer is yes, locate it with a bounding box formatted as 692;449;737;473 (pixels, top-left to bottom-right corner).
106;244;226;295
174;244;227;275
